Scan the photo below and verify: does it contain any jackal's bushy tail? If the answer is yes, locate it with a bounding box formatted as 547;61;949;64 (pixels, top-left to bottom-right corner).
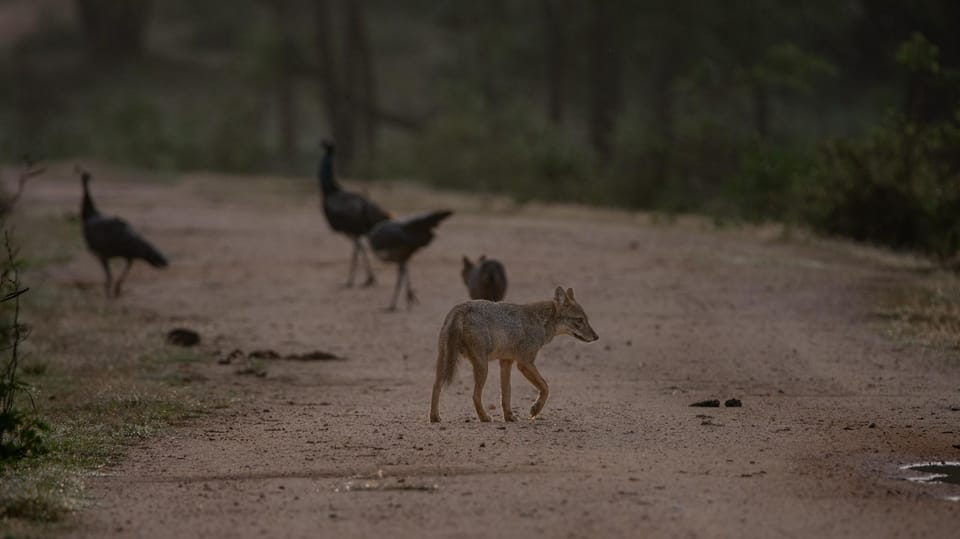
436;310;461;387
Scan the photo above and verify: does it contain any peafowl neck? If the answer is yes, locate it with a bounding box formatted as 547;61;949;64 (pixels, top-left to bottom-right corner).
318;151;341;197
81;177;100;221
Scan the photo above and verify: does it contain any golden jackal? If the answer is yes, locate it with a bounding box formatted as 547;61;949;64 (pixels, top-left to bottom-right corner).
429;286;599;423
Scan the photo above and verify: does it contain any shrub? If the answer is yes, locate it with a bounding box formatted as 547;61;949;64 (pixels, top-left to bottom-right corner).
695;141;814;224
802;34;960;262
804;116;960;261
0;232;47;466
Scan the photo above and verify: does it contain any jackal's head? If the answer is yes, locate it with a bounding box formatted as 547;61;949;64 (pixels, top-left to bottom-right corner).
553;286;599;342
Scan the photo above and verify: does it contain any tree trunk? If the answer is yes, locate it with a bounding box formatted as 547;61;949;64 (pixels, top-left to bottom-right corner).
587;1;622;160
314;0;355;168
344;0;378;162
541;0;566;126
75;0;153;62
271;0;298;165
649;55;679;196
752;83;770;139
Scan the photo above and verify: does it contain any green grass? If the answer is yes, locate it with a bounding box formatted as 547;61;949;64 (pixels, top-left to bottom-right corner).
1;360;213;529
0;213;230;534
876;272;960;350
0;464;84;523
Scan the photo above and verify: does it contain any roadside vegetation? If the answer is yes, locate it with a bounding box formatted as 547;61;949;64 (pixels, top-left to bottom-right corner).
877;272;960;351
0;2;959;533
0;210;223;536
2;1;959;264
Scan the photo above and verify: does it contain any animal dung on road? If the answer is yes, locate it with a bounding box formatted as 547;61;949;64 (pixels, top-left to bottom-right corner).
218;349;245;364
286;350;341;361
690;399;721;407
690;398;742;407
247;349;281;359
246;348;342;361
166;328;201;347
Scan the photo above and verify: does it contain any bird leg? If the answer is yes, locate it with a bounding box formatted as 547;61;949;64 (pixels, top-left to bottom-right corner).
113;258;133;297
405;266;418;309
99;257;113;297
358;239;376;287
386;264;405;311
344;238;360;288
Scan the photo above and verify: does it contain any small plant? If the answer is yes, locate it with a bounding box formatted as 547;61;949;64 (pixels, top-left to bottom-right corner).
0;155;45;219
0;231;47;465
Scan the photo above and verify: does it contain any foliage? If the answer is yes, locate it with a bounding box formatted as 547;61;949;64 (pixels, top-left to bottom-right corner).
804;114;960;260
0;232;47;466
4;2;960;262
409;91;592;204
749;43;838;96
803;34;960;261
711;141;813;223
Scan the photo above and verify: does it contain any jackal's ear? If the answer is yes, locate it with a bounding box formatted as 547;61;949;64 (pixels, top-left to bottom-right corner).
566;287;576;302
554;286;566;305
462;256;472;269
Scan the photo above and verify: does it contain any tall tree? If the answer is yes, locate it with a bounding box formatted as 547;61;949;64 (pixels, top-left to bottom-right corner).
313;0;379;170
344;0;379;161
540;0;567;126
314;0;355;168
268;0;299;164
587;1;623;159
75;0;154;62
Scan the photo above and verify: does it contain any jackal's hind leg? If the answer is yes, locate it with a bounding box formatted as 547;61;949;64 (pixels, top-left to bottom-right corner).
429;380;443;423
499;360;516;421
517;361;549;419
471;357;491;422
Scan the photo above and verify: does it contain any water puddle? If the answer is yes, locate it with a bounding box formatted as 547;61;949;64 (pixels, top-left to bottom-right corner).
901;461;960;501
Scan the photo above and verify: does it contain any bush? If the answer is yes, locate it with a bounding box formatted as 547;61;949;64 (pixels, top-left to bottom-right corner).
804;115;960;261
0;232;47;466
410;93;592;204
691;141;814;224
802;34;960;262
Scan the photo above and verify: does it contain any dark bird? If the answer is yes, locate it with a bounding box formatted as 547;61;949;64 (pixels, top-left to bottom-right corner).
317;140;391;287
461;255;508;301
79;169;168;297
368;210;453;311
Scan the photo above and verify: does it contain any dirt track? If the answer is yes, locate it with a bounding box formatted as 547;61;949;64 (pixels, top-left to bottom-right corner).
23;168;960;537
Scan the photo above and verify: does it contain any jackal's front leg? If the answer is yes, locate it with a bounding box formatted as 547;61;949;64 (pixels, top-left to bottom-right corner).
499;360;516;422
517;362;549;419
471;358;491;422
429;380;442;423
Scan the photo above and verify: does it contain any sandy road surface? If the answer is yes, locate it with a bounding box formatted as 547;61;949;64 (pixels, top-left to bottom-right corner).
21;168;960;537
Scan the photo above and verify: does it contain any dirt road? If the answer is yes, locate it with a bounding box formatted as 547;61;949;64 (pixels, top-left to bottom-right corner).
24;168;960;537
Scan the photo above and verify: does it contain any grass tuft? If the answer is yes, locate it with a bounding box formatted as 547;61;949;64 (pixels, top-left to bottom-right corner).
877;273;960;349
